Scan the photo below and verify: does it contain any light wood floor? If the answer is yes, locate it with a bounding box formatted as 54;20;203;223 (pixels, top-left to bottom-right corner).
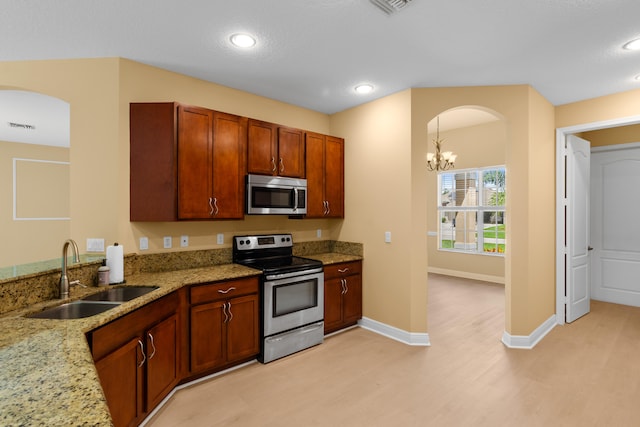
146;274;640;426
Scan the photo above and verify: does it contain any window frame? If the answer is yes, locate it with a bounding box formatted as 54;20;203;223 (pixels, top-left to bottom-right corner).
436;165;506;256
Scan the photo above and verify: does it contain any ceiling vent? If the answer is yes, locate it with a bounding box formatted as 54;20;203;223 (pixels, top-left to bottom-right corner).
369;0;413;15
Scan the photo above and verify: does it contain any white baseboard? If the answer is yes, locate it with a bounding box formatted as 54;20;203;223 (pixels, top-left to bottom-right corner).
427;267;505;285
358;317;431;346
501;314;557;349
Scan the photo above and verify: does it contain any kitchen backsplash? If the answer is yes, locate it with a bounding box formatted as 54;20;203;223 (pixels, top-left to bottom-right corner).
0;240;363;315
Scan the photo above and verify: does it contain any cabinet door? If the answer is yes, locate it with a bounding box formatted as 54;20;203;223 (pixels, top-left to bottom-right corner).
342;274;362;326
305;132;326;218
324;277;345;333
226;294;260;362
146;314;179;411
278;127;305;178
190;301;226;373
95;337;144;427
324;136;344;218
178;105;213;219
247;119;277;175
211;112;247;219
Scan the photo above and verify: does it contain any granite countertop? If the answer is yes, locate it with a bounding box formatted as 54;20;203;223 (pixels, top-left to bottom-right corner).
0;253;362;426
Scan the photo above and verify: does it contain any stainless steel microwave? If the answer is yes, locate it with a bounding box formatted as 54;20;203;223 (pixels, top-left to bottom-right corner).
246;174;307;215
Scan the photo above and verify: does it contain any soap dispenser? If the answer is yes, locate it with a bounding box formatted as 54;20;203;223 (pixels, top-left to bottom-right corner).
98;259;110;286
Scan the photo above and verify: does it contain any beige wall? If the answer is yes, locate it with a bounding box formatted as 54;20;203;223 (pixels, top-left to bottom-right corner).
331;85;557;336
578;123;640;147
426;119;506;281
330;90;415;330
556;88;640;128
0;141;69;265
0;59;340;271
1;58;574;339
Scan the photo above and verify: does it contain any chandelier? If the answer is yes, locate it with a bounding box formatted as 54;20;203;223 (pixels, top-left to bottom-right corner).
426;116;457;171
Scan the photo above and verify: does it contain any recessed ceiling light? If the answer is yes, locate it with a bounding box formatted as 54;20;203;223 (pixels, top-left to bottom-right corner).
623;38;640;50
230;33;256;48
355;84;374;94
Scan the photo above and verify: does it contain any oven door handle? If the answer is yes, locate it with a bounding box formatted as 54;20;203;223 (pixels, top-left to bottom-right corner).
293;188;298;212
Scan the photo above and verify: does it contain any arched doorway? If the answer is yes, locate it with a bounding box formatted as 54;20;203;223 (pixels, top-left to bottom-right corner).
425;106;507;343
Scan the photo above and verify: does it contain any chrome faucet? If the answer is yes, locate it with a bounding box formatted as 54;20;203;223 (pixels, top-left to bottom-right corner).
60;239;80;299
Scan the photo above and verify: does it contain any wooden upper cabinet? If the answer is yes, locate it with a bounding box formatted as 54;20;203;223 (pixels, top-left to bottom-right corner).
130;102;179;221
247;119;277;175
177;106;214;219
247;120;305;178
305;132;344;218
277;127;305;178
130;102;247;221
210;112;247;219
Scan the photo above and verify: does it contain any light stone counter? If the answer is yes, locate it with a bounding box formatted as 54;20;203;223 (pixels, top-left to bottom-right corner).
0;263;261;427
0;253;362;426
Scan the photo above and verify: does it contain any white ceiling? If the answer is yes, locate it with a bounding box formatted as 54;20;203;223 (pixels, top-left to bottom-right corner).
2;0;640;115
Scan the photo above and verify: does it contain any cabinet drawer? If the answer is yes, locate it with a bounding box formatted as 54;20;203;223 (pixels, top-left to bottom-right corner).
324;261;362;279
190;277;259;305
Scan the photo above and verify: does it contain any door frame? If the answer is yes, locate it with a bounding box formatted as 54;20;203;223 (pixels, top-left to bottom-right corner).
555;114;640;325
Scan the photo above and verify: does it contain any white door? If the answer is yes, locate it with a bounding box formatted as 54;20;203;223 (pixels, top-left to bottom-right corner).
591;146;640;306
566;135;591;323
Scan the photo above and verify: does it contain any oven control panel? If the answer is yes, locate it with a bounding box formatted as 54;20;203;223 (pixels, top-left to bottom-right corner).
234;234;293;251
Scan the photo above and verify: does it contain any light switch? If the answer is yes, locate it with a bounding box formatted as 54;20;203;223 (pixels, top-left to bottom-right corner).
317;229;322;238
217;233;224;245
385;231;391;243
139;237;149;250
163;236;172;249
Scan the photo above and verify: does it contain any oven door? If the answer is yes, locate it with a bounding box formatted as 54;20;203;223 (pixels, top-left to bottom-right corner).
263;271;324;337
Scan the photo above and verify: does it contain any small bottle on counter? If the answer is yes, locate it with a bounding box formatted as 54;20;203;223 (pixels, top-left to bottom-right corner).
98;260;110;286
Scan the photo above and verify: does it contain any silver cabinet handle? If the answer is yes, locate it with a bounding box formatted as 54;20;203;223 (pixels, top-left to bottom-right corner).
326;200;330;215
340;278;346;295
222;302;229;323
227;301;233;323
212;197;219;216
218;287;236;294
271;157;276;173
209;197;214;215
279;158;284;173
147;332;156;360
338;268;350;273
323;201;328;215
137;340;146;367
344;278;349;294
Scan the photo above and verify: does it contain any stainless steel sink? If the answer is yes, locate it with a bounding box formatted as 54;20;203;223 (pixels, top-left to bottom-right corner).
27;301;121;319
81;286;159;302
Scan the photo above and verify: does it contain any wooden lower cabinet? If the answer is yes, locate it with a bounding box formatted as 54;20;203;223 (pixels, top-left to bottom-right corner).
189;277;260;375
94;337;142;427
324;261;363;334
87;276;262;426
90;292;181;427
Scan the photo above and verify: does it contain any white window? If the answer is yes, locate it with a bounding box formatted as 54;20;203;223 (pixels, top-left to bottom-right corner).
437;166;506;255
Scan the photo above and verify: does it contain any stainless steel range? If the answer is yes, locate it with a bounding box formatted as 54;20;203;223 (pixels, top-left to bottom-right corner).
233;234;324;363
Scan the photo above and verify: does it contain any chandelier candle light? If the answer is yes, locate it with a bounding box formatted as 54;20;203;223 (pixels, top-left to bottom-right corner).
426;116;457;171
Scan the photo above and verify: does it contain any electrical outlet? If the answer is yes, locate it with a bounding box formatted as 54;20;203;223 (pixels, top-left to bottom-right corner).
86;238;105;252
316;229;322;238
180;235;189;247
139;237;149;250
216;233;224;245
385;231;391;243
163;236;172;249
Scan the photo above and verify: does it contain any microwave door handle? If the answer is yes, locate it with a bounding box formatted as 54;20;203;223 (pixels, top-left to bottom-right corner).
293;188;298;212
